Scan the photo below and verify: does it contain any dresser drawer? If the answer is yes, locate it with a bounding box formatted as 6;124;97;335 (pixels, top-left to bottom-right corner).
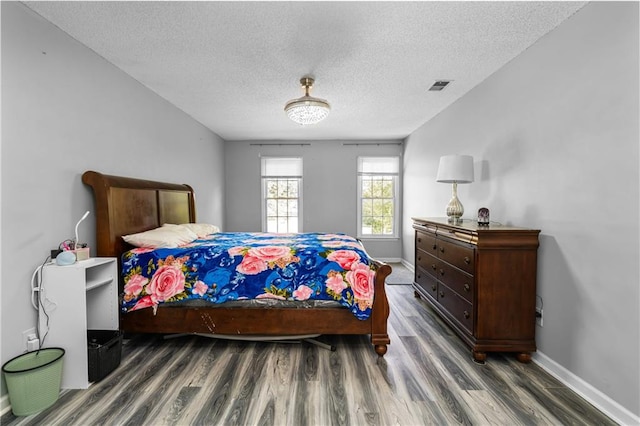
414;267;438;300
437;284;473;334
416;250;439;279
436;238;475;274
416;231;437;256
437;262;474;303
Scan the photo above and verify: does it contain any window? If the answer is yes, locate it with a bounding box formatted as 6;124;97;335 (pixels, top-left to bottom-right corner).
261;157;302;233
357;156;399;238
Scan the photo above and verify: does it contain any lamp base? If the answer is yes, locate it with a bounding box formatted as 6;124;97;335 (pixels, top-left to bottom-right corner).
445;182;464;225
447;216;463;225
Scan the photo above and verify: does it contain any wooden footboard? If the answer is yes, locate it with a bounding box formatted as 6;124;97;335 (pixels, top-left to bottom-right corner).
120;260;391;356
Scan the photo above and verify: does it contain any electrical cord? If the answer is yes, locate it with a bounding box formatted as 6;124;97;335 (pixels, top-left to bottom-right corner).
32;255;53;351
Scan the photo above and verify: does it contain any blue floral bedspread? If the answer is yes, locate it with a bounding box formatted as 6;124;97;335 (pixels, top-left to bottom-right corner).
121;232;377;320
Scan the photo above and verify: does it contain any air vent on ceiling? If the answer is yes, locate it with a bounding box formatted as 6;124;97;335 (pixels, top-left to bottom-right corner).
429;80;451;91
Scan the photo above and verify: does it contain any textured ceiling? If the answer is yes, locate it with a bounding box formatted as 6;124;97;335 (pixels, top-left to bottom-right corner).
23;1;586;141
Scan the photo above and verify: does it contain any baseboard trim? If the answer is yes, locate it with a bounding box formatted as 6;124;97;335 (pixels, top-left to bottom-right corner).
399;258;637;424
376;257;402;264
1;394;11;417
533;351;639;425
400;259;414;273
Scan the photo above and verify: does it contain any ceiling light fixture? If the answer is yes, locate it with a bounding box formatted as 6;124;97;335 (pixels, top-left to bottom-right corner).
284;77;330;125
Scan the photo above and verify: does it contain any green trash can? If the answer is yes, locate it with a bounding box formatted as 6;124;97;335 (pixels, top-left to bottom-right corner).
2;348;65;416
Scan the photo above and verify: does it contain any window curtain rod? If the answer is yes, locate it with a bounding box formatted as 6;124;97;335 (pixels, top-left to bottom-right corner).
342;142;402;146
250;143;311;146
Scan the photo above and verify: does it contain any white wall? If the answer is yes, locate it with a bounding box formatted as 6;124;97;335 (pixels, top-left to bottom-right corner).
1;2;225;397
224;140;403;260
403;2;639;422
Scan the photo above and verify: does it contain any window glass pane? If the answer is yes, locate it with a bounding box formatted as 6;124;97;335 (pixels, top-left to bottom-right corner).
289;217;298;233
362;178;372;198
267;180;278;198
287;180;298;198
363;199;373;216
362;217;373;235
373;199;384;216
381;178;392;198
372;218;382;234
383;216;393;234
267;199;277;216
277;217;289;233
276;181;288;198
384;200;394;216
375;178;385;198
277;199;287;215
288;199;298;216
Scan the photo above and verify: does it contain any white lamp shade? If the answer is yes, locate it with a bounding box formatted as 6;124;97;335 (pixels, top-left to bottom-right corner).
436;155;474;183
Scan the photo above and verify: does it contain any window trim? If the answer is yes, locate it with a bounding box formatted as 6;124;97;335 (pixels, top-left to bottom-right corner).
260;157;303;233
356;156;400;239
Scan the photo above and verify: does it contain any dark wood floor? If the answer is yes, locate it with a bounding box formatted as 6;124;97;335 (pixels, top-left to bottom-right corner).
2;283;616;425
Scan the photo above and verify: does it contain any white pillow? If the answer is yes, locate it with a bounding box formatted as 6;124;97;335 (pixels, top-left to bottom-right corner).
122;225;198;248
178;223;220;238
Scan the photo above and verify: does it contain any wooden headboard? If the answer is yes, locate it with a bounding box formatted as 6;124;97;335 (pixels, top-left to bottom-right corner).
82;171;196;259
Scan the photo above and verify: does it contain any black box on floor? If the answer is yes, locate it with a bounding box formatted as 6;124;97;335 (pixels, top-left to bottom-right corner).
87;330;122;382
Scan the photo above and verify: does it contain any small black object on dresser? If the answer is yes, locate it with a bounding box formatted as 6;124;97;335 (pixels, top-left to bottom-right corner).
412;217;540;363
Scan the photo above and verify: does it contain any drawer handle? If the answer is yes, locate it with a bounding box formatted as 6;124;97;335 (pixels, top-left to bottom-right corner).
464;284;470;292
464;256;471;264
431;264;437;271
439;269;445;276
431;284;436;291
417;273;421;279
432;244;437;250
439;291;444;298
464;311;470;319
440;247;445;253
418;255;422;261
418;237;422;243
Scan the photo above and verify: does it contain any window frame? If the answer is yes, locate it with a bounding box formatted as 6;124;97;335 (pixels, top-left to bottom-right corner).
261;157;303;233
356;156;400;239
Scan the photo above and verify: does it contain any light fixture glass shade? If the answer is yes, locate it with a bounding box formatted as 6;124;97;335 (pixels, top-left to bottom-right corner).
436;155;474;224
285;77;330;125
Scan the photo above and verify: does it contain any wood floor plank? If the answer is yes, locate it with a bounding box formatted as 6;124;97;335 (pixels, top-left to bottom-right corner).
1;280;617;426
399;335;475;425
458;389;522;425
162;386;201;425
323;349;350;426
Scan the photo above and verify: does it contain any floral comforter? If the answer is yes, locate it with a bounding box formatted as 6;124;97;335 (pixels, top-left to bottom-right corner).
121;232;377;320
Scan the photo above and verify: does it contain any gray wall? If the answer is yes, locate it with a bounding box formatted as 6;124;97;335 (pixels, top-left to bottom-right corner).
1;2;225;397
224;140;403;260
403;2;639;421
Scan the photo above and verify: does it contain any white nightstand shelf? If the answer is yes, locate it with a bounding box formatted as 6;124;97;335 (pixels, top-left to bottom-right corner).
38;257;119;389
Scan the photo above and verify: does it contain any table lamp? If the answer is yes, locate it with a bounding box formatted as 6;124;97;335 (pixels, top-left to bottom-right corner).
436;155;474;224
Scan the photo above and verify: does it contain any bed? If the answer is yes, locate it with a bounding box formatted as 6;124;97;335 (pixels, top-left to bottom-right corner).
82;170;392;356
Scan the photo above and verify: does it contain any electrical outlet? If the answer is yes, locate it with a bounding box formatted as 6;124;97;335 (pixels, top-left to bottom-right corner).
22;327;37;351
535;308;543;327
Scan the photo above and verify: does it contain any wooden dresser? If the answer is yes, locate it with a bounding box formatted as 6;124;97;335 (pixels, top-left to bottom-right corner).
412;217;540;363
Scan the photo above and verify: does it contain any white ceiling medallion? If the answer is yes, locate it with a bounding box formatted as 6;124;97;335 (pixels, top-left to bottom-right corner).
284;77;331;125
